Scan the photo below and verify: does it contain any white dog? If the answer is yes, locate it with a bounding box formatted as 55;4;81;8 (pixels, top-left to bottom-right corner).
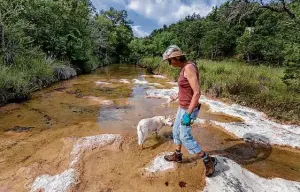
137;115;173;148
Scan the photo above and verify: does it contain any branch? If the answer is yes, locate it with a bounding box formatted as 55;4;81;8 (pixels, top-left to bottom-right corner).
260;0;295;19
281;0;296;18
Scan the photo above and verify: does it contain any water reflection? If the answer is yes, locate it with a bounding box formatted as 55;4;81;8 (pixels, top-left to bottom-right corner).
97;64;177;132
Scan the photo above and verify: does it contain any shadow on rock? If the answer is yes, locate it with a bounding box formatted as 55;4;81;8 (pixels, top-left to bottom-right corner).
208;133;272;166
179;134;272;177
142;135;168;150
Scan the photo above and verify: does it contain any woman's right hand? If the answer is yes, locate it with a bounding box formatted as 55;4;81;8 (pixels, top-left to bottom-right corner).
170;94;178;102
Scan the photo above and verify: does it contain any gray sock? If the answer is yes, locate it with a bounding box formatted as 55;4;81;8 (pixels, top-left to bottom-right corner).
201;153;209;162
175;149;181;154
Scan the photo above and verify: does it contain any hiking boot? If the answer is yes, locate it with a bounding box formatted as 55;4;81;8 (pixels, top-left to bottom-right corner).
203;155;217;177
164;152;182;163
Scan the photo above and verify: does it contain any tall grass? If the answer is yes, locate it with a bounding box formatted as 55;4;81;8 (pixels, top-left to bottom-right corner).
197;60;300;123
139;57;180;79
140;58;300;124
0;55;77;105
0;64;31;104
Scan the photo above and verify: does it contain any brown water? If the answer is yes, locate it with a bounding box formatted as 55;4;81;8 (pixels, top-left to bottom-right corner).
0;64;299;191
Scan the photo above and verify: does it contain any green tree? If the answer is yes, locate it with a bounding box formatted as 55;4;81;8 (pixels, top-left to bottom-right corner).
152;31;179;56
201;7;237;60
91;14;114;65
24;0;94;63
283;60;300;93
0;0;34;65
93;8;133;64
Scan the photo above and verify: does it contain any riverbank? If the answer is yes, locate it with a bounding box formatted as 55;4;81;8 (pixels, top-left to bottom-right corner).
139;57;300;125
0;60;100;106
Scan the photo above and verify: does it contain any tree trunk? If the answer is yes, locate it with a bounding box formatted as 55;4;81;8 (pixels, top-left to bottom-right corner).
246;52;251;62
0;23;5;64
0;23;4;52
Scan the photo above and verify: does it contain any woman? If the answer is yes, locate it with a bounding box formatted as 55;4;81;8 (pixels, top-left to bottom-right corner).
162;45;216;177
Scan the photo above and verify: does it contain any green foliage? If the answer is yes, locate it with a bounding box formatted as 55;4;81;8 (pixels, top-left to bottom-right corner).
0;0;35;65
92;8;133;65
143;31;178;58
139;57;179;79
139;57;160;72
0;64;30;95
201;21;236;60
280;1;300;94
283;61;300;93
197;60;286;96
53;65;77;80
128;38;148;63
24;0;94;63
236;10;285;64
0;54;64;104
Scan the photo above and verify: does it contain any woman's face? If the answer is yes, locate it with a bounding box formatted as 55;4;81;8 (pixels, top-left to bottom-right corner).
168;57;180;67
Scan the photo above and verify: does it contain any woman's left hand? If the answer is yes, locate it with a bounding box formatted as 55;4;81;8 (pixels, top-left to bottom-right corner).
181;112;191;126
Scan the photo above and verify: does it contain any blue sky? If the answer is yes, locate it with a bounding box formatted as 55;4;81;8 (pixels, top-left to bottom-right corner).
91;0;227;37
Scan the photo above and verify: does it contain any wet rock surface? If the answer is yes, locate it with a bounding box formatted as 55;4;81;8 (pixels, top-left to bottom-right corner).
0;64;299;192
30;134;123;192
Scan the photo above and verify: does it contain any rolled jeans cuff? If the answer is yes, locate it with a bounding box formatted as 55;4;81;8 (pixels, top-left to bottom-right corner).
173;138;182;145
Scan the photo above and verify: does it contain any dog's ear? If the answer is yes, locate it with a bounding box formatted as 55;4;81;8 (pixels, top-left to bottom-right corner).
164;115;167;119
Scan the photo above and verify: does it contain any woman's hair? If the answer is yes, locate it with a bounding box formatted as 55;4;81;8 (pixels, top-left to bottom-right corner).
175;56;187;62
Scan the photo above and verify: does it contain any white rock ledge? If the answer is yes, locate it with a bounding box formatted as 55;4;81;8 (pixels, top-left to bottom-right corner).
132;79;148;85
144;152;176;173
31;134;123;192
95;81;111;85
204;156;300;192
141;75;166;79
200;96;300;148
119;79;130;84
70;134;123;168
31;169;77;192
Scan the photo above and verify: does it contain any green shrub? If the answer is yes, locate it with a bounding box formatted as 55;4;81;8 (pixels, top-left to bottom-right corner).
0;54;78;105
283;60;300;93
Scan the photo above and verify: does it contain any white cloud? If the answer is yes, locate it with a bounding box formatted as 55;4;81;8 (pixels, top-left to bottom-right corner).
92;0;226;26
91;0;126;10
91;0;227;38
91;0;108;10
126;0;225;25
132;25;150;37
